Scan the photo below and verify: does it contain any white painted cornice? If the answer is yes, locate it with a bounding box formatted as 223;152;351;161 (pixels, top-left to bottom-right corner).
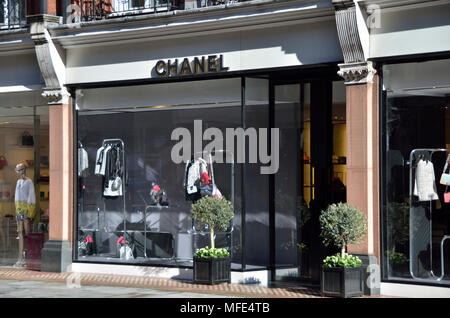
49;0;335;48
0;29;35;55
358;0;449;11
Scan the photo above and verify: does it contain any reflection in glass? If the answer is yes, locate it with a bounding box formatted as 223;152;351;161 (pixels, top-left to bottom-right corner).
0;106;49;266
383;59;450;283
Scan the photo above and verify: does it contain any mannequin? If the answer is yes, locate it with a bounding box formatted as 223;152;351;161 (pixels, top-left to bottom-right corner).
13;163;35;267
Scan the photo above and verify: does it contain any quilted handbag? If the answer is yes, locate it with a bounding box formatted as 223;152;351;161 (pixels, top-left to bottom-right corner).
0;156;7;169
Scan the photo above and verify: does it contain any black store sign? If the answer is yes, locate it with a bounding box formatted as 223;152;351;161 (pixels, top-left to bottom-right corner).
155;55;229;77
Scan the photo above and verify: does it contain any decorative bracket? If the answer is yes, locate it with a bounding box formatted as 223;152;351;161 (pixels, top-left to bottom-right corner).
28;15;70;104
332;0;376;84
337;61;376;85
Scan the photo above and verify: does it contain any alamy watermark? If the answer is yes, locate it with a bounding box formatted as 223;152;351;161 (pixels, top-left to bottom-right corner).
366;4;381;30
66;4;81;28
171;120;280;175
66;272;82;289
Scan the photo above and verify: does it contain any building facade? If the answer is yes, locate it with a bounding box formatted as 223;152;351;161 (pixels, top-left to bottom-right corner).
0;0;449;294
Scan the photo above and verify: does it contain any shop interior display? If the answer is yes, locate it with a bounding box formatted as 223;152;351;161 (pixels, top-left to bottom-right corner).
409;148;450;282
76;141;235;264
0;117;50;267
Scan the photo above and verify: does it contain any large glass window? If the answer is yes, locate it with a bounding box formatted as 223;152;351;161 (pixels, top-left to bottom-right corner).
75;78;243;268
382;58;450;284
0;104;49;267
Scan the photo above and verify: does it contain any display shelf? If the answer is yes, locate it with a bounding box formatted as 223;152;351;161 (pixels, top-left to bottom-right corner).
8;145;33;149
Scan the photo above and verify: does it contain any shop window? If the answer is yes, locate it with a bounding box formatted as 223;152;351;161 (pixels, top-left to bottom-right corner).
382;58;450;284
0;105;49;267
75;78;243;268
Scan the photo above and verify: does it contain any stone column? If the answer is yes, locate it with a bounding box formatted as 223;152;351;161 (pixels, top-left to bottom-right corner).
341;63;380;295
29;14;73;272
333;0;380;295
40;92;73;273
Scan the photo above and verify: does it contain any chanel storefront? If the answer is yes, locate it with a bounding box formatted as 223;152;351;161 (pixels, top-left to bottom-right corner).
60;14;349;285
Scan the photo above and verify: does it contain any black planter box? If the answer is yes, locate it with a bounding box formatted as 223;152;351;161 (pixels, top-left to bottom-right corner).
193;257;231;285
392;262;410;278
320;266;363;298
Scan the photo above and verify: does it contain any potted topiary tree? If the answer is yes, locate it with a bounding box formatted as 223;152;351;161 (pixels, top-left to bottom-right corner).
319;202;367;298
191;196;234;284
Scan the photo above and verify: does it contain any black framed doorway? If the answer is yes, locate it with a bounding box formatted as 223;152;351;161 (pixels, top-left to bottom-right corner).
268;77;343;284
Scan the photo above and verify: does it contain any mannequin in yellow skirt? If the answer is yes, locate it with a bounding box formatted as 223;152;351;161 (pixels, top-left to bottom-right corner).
13;163;35;267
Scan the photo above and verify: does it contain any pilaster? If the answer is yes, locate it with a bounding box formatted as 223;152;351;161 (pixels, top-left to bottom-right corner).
29;14;73;272
333;0;380;295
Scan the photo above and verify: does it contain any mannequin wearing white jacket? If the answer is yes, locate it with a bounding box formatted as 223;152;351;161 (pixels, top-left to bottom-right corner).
13;163;35;268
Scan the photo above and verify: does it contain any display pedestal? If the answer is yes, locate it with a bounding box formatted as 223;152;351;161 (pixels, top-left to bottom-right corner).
26;233;45;271
41;240;72;272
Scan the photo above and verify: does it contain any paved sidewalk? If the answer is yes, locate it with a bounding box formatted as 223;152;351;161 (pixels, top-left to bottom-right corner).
0;279;238;298
0;267;322;298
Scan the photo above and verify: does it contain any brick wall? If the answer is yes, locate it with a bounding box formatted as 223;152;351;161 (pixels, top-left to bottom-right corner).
26;0;40;15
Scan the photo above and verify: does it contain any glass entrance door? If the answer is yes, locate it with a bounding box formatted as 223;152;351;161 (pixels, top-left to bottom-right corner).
272;80;344;283
272;83;309;281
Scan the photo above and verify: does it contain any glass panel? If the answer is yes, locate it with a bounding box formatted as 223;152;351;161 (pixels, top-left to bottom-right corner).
382;59;450;283
76;78;242;267
332;81;347;204
243;77;269;270
273;81;345;281
273;83;305;280
0;105;49;267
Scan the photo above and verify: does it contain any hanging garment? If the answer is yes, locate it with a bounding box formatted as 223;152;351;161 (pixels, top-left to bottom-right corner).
78;146;89;177
185;157;208;194
14;177;36;220
414;159;439;201
94;145;106;175
95;145;113;176
103;144;123;197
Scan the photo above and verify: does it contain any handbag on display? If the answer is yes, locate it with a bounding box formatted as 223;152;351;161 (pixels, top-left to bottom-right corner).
445;184;450;203
159;191;169;206
0;156;8;169
149;183;162;205
111;176;122;191
198;181;213;197
212;185;223;199
78;240;87;256
120;244;136;260
440;155;450;185
85;235;94;255
21;131;34;146
445;192;450;203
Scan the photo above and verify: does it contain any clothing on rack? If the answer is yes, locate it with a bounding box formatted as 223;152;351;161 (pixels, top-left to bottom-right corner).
414;159;439;201
184;156;223;202
14;177;36;221
184;157;208;198
94;145;104;175
184;158;209;202
95;145;111;176
78;144;89;177
95;142;124;197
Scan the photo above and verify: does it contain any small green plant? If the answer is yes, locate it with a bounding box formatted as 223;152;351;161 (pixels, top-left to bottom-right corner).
191;196;234;250
195;246;230;259
319;202;367;259
323;253;362;268
297;243;308;253
387;250;408;264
